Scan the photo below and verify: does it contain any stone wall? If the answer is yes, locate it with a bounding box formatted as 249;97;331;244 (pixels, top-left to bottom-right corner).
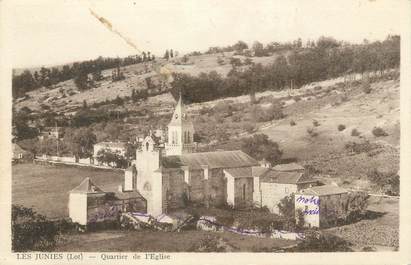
260;183;298;214
234;177;254;208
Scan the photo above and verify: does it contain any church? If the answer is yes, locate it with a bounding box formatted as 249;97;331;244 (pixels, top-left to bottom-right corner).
123;96;263;216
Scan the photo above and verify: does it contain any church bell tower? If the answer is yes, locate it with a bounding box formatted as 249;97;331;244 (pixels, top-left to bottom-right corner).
165;94;195;156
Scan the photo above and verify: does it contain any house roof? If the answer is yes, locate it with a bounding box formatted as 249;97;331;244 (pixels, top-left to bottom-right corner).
224;167;252;178
252;166;271;178
162;150;259;170
95;141;127;149
70;177;105;194
260;171;316;184
298;185;348;196
114;190;145;200
272;163;305;172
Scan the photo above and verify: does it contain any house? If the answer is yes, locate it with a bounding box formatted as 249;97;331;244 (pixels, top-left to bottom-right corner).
294;185;349;228
39;127;63;140
253;169;318;213
68;177;146;225
12;143;33;162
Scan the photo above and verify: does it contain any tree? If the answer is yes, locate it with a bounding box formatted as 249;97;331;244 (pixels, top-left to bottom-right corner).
164;50;170;60
64;128;96;158
12;205;59;251
233;40;248;52
96;149;128;168
252;41;265;56
74;69;89;91
241;134;282;164
170;49;174;58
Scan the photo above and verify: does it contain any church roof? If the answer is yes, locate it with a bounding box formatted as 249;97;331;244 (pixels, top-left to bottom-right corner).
224;166;270;178
70;177;105;194
162;150;259;170
168;95;193;127
260;171;316;185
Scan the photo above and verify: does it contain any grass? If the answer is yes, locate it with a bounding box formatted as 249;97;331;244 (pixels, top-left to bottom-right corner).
54;230;295;252
12;163;123;218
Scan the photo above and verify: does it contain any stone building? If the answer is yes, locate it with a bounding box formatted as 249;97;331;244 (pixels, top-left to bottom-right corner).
69;177;146;225
126;95;261;215
253;168;317;214
294;185;349;228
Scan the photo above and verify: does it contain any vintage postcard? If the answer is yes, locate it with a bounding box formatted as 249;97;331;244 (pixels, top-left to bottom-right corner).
0;0;411;264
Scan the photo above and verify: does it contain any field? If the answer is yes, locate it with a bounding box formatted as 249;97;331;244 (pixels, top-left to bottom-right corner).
54;230;295;252
12;163;123;218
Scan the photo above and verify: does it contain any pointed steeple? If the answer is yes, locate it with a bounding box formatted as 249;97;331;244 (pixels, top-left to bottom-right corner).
166;93;195;156
169;93;191;126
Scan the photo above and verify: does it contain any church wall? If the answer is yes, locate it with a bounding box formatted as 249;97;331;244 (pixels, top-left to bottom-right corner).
208;168;226;206
188;169;205;202
234;177;254;208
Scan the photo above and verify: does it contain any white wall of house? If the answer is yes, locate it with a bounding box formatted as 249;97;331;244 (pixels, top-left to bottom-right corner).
294;194;320;228
225;174;235;207
260;183;298;214
68;193;88;225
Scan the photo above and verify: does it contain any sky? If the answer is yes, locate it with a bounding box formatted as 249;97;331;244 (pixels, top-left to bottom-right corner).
4;0;405;68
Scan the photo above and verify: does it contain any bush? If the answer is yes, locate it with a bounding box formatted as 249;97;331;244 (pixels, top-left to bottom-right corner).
12;205;59;251
243;122;256;133
307;127;318;137
362;81;371;94
290;120;296;126
291;231;352;252
252;103;284;122
372;127;388;137
338;124;346;131
344;140;375;154
312;120;320;127
367;169;399;195
351;128;360;136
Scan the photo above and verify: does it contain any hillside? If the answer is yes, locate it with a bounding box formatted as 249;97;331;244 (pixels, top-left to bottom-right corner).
14;51;280;113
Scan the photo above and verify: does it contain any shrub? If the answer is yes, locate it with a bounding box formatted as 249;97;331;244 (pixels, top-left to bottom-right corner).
351;128;360;136
252;103;284;122
12;205;59;251
307;127;318;137
292;231;353;252
344;140;375;154
312;120;320;127
338;124;346;131
367;169;399;196
372;127;388;137
243;122;256;133
290;120;296;126
362;80;371;94
293;96;302;102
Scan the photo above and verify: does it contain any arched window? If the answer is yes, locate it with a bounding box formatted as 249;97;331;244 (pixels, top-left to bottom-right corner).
146;142;149;151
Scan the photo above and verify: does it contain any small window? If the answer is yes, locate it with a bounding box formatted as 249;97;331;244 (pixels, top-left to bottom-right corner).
285;187;289;193
146;142;149;151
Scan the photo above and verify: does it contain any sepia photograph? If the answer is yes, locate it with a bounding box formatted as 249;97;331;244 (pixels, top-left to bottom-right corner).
1;0;410;261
